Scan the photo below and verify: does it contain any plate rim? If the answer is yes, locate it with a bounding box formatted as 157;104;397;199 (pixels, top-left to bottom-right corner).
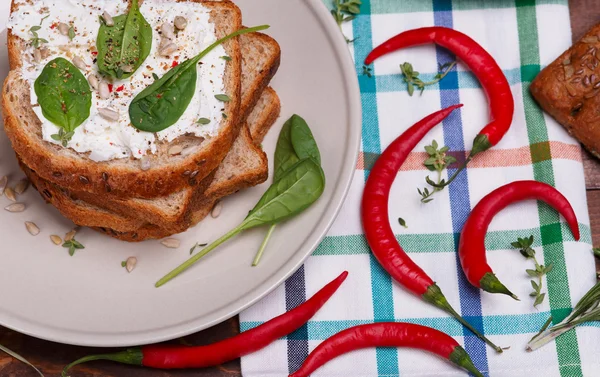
0;0;362;347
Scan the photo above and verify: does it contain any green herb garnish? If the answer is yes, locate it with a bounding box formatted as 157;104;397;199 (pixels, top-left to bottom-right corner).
398;218;407;228
51;128;75;147
215;94;231;102
593;247;600;258
197;118;211;125
121;261;127;267
400;61;457;96
96;0;152;79
511;235;552;308
29;25;48;49
362;65;372;78
129;25;269;132
332;0;361;43
156;115;325;287
418;140;456;203
63;238;85;256
220;55;232;61
35;58;92;138
68;26;76;41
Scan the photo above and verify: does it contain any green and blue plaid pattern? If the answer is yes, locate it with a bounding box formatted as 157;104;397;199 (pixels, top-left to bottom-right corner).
241;1;598;376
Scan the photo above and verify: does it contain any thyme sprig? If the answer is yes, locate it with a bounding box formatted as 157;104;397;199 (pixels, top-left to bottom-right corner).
400;61;457;96
332;0;361;43
511;236;552;307
418;140;456;203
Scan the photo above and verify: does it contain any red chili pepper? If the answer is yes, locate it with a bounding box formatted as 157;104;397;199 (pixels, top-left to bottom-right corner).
91;51;98;56
108;84;113;93
361;105;502;353
171;60;179;68
61;272;348;375
289;323;483;377
115;85;125;92
365;27;514;188
459;181;580;298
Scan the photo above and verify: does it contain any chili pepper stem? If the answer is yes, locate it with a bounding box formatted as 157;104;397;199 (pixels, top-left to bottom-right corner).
61;348;143;376
252;224;276;266
423;283;503;353
427;134;492;190
449;346;485;377
479;272;519;301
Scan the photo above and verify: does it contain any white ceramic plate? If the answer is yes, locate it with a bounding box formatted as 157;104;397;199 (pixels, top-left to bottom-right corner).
0;0;360;346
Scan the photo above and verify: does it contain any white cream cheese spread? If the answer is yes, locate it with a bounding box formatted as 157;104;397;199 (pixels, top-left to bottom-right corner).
7;0;227;161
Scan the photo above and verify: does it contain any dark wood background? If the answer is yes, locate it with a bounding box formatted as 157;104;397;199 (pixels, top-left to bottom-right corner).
2;1;600;376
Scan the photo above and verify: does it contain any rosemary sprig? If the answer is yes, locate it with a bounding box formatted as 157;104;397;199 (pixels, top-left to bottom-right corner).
418;140;456;203
400;61;457;96
511;235;552;308
527;280;600;351
331;0;361;43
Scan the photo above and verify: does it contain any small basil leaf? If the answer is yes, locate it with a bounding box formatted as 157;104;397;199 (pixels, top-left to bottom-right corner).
290;114;321;165
243;158;325;229
96;0;152;79
34;58;91;132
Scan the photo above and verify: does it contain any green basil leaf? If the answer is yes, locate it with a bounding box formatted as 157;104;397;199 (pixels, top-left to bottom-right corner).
273;119;300;180
34;58;91;132
290;114;321;165
96;0;152;79
242;158;325;229
129;25;269;132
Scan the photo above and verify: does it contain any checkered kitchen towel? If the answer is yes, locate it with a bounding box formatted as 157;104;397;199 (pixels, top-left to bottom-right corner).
241;1;599;376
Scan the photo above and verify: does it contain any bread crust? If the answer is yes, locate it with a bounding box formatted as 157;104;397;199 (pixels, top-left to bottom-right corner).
3;0;242;198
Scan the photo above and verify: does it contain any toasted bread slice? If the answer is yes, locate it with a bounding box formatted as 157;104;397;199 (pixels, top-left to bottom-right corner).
57;33;281;231
3;0;242;198
24;88;280;240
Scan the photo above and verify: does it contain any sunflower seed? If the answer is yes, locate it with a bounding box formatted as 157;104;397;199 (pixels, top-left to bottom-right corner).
159;42;178;57
102;11;114;27
575;69;584;75
565;83;578;96
174;16;188;30
25;221;40;236
72;56;86;70
98;107;120;122
161;23;175;40
50;235;62;245
88;74;99;90
140;156;151;171
121;64;134;73
591;74;596;83
161;238;180;249
79;176;89;184
181;147;196;156
64;229;76;241
564;65;575;79
572;77;582;83
168;145;183;156
58;22;70;36
33;49;42;63
14;179;29;195
125;257;137;272
190;170;199;179
584;75;591;86
0;176;7;195
99;81;110;99
594;81;600;89
102;172;109;181
5;203;25;213
5;187;16;202
211;201;222;218
40;47;50;59
587;63;595;71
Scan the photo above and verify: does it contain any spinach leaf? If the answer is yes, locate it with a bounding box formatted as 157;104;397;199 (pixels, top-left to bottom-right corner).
243;158;325;229
273;118;300;180
34;58;91;132
129;24;269;132
96;0;152;79
290;114;321;165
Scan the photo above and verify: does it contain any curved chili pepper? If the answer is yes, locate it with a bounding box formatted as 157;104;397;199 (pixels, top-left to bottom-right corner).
61;271;348;375
289;323;483;377
361;105;502;353
459;181;580;298
365;26;514;188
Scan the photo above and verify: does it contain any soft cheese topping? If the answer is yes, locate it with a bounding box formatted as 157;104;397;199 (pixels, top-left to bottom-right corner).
7;0;227;161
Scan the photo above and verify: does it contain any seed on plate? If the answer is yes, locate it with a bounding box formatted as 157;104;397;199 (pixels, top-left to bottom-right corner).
5;203;25;213
25;221;40;236
98;107;120;122
50;235;62;245
72;56;86;70
5;187;16;202
161;23;175;40
140;156;151;171
594;81;600;89
99;81;110;99
161;238;180;249
88;74;99;90
40;47;50;59
211;201;222;218
125;257;137;273
0;176;7;195
58;22;70;36
174;16;188;30
14;179;29;195
102;11;114;27
64;229;76;241
33;48;42;64
159;42;178;57
168;145;183;156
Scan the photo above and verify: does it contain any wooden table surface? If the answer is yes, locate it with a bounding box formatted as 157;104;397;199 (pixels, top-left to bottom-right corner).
2;1;600;376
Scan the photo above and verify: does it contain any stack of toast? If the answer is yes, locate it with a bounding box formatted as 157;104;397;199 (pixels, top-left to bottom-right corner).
2;0;281;241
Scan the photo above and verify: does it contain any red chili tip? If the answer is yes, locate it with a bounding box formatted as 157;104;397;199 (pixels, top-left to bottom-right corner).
108;84;113;93
91;51;98;56
116;85;125;92
171;61;179;68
